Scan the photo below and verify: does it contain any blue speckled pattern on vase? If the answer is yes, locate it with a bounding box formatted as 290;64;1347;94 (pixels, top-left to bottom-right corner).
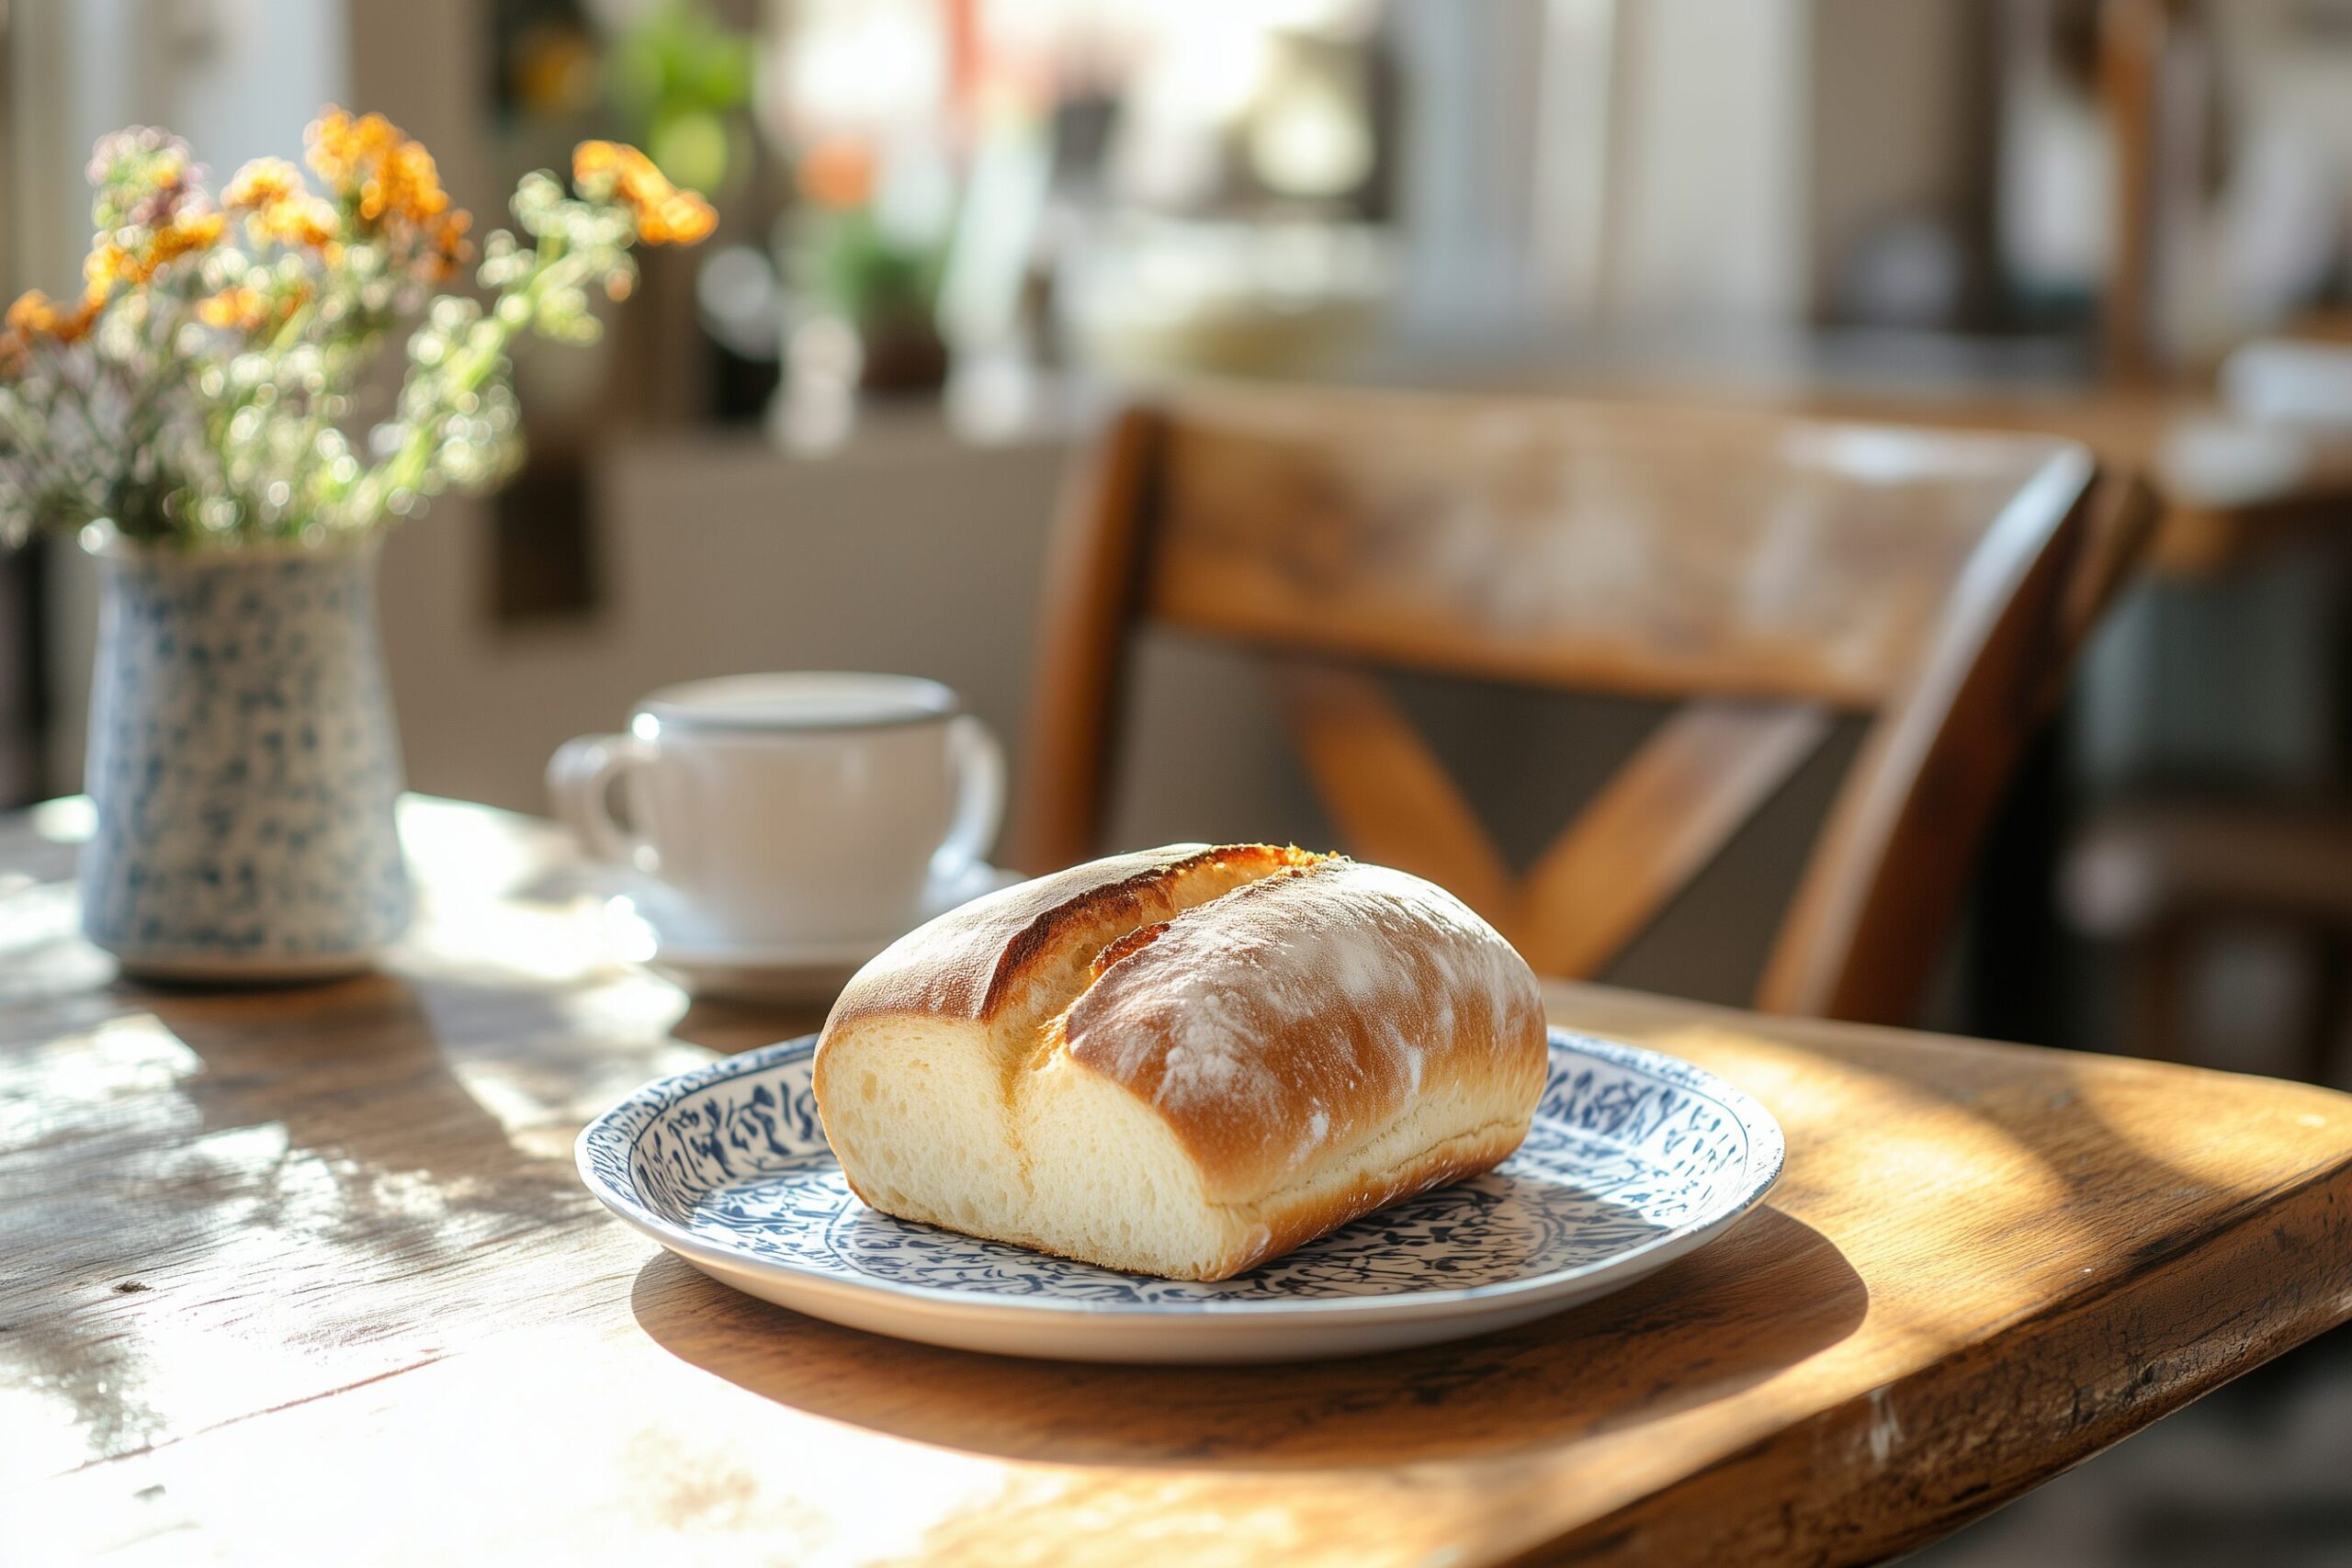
79;539;413;976
578;1027;1784;1314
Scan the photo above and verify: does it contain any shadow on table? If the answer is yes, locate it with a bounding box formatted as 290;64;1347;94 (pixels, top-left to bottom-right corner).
627;1204;1866;1468
6;966;616;1466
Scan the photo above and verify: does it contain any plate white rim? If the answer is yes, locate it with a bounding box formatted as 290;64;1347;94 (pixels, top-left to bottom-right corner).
576;1028;1786;1320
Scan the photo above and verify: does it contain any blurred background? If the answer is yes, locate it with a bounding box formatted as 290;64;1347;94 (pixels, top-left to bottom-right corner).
6;1;2352;1561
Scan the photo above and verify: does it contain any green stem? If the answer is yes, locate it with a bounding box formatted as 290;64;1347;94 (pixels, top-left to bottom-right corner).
105;293;206;535
359;232;593;514
265;297;319;357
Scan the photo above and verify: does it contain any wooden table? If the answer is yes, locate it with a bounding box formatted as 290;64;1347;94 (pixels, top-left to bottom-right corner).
1546;374;2352;581
1774;383;2352;580
1476;355;2352;578
7;798;2351;1566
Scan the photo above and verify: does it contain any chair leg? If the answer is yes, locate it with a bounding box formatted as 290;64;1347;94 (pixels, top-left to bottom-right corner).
2301;928;2349;1086
2130;917;2194;1064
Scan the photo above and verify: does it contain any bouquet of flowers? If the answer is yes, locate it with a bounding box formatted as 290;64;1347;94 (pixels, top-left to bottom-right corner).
0;109;715;549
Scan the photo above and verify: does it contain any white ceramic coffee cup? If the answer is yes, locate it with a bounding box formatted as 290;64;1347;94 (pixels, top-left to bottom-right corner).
548;672;1004;948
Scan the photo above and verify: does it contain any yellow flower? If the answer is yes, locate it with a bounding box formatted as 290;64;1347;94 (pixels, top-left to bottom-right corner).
254;193;342;253
572;140;716;246
84;243;142;295
225;157;344;256
7;292;55;332
148;145;191;193
149;209;224;265
197;287;260;332
6;289;100;344
223;156;305;211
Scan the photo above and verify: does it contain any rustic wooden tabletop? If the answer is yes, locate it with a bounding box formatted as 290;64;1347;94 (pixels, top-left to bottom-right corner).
6;797;2350;1566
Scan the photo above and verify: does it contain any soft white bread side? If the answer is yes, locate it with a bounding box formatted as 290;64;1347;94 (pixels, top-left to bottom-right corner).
812;845;1548;1280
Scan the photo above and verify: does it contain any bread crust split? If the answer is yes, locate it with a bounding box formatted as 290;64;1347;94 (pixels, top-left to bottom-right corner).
813;845;1548;1280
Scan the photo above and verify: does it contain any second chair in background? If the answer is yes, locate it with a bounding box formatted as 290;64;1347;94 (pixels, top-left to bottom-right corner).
1017;386;2153;1028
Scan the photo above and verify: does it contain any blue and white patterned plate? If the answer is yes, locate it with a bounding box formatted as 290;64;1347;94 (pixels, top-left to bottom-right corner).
578;1028;1783;1362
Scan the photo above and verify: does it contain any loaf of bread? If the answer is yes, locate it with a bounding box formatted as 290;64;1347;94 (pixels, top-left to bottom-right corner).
812;844;1548;1280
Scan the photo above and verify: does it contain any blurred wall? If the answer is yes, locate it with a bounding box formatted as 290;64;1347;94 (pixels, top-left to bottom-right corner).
1392;0;1985;340
1394;0;1819;334
1809;0;1985;319
1603;0;1812;325
378;432;1068;821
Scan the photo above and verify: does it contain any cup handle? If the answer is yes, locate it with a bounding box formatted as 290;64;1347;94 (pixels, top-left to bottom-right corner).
548;733;657;872
933;714;1006;883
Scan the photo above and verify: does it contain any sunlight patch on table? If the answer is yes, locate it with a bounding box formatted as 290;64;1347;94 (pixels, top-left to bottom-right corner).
0;1012;200;1142
28;795;96;844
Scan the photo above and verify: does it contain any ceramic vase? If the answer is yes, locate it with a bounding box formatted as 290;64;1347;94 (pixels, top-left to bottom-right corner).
78;535;413;980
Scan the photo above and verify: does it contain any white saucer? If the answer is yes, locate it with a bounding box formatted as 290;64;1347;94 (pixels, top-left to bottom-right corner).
602;863;1024;1006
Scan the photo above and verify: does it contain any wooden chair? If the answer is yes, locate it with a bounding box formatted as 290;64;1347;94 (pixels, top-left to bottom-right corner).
1016;385;2154;1026
2065;796;2352;1080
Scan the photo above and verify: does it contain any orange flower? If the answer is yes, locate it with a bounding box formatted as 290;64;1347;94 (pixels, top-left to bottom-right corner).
84;243;143;296
254;193;342;252
304;107;400;195
149;209;224;265
636;191;718;246
225;156;344;255
6;289;100;344
305;106;469;253
424;209;471;277
79;209;224;311
571;140;634;186
572;140;717;246
363;139;449;225
223;156;306;212
197;286;272;333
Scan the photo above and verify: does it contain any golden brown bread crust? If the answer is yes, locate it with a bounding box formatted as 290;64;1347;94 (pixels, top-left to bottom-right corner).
824;843;1320;1030
817;845;1550;1278
1229;1119;1530;1278
1053;858;1548;1204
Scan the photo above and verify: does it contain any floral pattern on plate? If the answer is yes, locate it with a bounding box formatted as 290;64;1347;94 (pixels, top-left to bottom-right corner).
579;1028;1782;1314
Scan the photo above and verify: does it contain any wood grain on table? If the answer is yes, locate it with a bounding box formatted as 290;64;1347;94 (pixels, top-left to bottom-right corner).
6;799;2351;1566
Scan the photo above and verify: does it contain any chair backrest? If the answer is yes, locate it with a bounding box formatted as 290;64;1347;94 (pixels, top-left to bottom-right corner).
1018;384;2153;1025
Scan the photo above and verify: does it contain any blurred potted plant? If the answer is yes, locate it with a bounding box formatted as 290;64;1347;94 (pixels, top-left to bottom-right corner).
0;112;712;981
786;136;949;398
605;0;757;198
